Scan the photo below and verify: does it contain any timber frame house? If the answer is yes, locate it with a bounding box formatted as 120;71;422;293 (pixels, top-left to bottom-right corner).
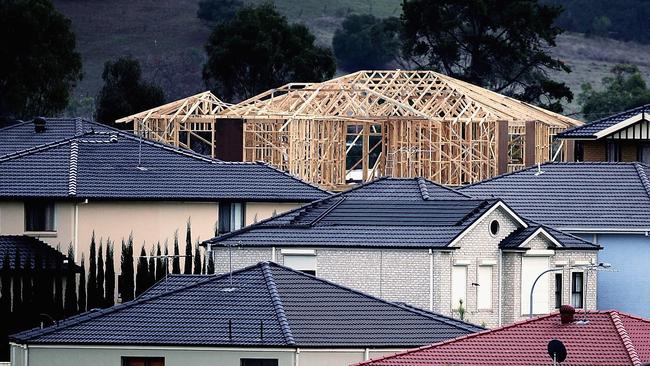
117;70;582;190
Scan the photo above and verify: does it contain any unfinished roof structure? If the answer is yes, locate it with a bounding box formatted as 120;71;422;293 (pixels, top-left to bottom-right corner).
118;70;582;190
115;91;230;157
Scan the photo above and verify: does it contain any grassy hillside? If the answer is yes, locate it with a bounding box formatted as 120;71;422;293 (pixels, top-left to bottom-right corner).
54;0;650;121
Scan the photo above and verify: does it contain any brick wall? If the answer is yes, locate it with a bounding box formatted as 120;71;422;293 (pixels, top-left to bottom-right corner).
582;141;605;161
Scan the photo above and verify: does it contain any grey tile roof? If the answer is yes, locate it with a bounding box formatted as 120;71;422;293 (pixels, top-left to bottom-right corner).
0;118;329;201
204;178;596;250
499;224;600;250
557;104;650;138
10;262;483;347
0;235;81;271
459;162;650;230
0;118;114;157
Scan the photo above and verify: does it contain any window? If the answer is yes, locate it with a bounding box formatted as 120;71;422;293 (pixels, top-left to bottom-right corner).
283;253;316;275
489;220;500;237
241;359;278;366
521;256;550;315
451;265;467;311
122;357;164;366
218;202;244;234
24;202;55;232
555;273;563;309
477;265;493;309
572;272;584;308
607;142;621;162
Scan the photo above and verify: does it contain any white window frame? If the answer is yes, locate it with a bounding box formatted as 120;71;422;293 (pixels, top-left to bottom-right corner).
281;249;317;275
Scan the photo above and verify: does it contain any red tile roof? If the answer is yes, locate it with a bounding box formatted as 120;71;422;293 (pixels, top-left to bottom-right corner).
356;310;650;366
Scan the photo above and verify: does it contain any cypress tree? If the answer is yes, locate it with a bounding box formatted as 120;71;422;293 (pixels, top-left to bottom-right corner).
121;237;135;302
12;250;21;315
87;234;97;309
172;232;181;274
1;254;10;312
193;242;202;275
105;241;115;307
54;254;64;319
0;254;10;360
207;252;215;275
184;220;192;274
32;253;47;315
96;241;105;307
155;242;164;282
21;253;34;329
147;247;156;288
135;246;149;297
78;254;86;313
64;245;77;317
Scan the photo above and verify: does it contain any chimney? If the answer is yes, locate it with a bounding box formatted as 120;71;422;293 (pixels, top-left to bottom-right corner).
560;305;575;324
33;117;47;133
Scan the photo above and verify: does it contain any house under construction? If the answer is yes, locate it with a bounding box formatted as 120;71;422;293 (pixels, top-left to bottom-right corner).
117;70;582;190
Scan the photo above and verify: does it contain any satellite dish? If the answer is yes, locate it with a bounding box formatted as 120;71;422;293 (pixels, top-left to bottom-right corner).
548;339;567;364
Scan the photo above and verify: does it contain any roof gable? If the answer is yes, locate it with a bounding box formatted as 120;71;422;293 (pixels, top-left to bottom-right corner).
11;262;483;347
558;104;650;139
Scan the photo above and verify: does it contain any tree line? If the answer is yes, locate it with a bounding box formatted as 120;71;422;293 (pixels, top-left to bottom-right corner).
0;221;213;360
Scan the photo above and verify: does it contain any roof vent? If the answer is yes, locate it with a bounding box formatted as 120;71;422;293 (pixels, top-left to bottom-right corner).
560;304;575;324
33;117;47;133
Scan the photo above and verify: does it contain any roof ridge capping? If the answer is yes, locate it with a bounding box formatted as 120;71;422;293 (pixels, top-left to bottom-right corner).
634;163;650;201
260;262;295;345
610;310;642;366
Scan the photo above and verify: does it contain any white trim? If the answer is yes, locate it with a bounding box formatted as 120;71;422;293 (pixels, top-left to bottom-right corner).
280;249;316;256
453;259;471;266
594;113;645;139
428;249;433;311
449;201;527;247
517;227;563;248
523;249;555;257
16;344;406;353
480;259;497;266
555;260;569;266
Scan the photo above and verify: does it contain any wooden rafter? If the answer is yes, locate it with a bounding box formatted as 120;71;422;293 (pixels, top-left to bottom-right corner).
118;70;583;190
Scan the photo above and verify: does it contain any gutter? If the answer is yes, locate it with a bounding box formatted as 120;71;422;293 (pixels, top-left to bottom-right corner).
558;228;650;234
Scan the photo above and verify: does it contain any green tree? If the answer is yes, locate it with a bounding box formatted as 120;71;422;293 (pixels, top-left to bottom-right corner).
120;237;135;302
155;242;164;281
0;254;10;360
135;246;149;297
78;254;86;312
170;232;180;274
87;234;97;309
579;64;650;119
21;254;34;329
64;245;78;317
333;14;401;72
401;0;572;111
105;241;115;307
95;56;165;125
193;242;202;275
203;2;336;101
96;241;105;307
11;250;22;319
0;0;82;119
54;254;64;319
197;0;243;25
184;220;193;274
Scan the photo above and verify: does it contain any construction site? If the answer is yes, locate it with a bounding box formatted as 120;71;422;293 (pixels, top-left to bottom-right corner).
117;70;582;190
